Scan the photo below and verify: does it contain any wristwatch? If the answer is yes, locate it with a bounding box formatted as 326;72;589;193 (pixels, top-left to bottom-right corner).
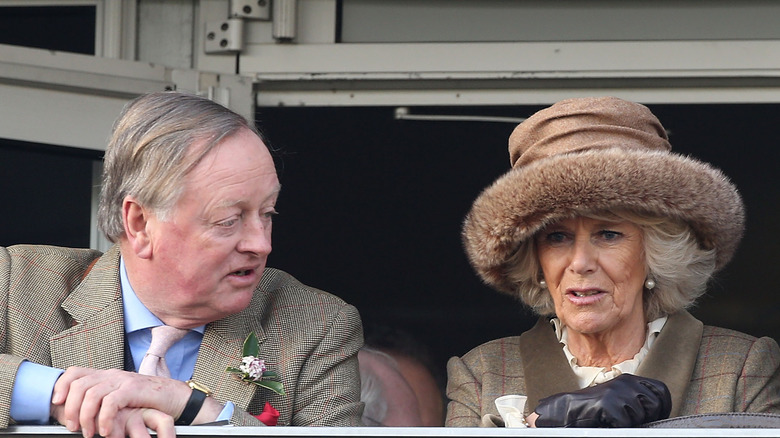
175;380;212;425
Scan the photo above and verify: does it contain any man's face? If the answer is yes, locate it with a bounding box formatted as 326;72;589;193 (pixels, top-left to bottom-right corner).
139;128;280;328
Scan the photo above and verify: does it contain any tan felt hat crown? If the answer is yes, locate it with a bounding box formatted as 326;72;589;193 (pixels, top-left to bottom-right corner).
462;96;745;296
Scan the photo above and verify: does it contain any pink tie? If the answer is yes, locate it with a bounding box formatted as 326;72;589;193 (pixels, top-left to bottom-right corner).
137;325;189;378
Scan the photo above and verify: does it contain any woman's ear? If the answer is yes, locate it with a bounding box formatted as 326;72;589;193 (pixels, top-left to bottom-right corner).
122;196;153;259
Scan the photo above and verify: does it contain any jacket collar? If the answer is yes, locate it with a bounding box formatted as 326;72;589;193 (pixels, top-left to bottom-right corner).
52;245;125;370
519;310;702;417
636;310;702;418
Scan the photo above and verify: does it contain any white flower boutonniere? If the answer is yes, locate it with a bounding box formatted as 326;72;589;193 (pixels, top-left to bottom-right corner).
226;332;285;395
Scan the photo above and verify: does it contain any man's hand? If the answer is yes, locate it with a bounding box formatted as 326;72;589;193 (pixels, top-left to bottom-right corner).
51;401;174;438
51;367;192;437
534;374;672;428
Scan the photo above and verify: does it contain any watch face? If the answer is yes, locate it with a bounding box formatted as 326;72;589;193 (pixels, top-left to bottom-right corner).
187;380;212;395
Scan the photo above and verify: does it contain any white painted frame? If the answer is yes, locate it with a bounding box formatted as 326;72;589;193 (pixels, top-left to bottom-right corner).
243;40;780;107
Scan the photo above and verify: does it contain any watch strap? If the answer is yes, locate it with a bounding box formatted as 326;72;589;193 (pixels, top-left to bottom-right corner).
175;382;209;425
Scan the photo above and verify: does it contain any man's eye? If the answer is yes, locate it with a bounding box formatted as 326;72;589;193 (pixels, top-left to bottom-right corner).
217;216;240;227
263;209;279;219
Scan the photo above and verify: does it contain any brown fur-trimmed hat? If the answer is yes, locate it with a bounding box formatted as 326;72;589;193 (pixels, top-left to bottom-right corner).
462;96;745;296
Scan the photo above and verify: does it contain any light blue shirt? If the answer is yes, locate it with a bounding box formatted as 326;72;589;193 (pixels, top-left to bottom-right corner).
10;257;234;423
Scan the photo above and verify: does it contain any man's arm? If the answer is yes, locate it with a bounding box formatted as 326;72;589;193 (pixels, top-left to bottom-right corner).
290;303;364;426
0;354;25;428
51;367;229;437
0;245;102;429
0;247;21;428
10;362;64;423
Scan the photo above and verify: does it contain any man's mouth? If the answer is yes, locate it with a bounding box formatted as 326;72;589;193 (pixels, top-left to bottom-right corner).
231;269;252;276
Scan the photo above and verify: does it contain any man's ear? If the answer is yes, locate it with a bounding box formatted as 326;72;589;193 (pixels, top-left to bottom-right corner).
122;196;153;259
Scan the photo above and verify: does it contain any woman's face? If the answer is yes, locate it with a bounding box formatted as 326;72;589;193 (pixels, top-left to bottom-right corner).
536;216;647;337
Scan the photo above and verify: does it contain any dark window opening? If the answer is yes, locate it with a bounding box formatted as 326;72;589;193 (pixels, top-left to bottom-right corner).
0;139;102;248
0;6;96;54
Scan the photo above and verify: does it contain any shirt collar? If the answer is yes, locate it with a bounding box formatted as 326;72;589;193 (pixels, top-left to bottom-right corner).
120;257;205;335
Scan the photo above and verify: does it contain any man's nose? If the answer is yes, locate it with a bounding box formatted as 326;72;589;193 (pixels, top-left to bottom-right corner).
238;218;272;255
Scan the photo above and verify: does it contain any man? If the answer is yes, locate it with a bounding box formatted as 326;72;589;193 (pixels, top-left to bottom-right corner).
0;92;364;438
359;348;423;426
359;327;444;427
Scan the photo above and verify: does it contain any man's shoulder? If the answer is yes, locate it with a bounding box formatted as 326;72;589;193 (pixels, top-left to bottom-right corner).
2;244;102;274
257;267;350;307
242;267;363;345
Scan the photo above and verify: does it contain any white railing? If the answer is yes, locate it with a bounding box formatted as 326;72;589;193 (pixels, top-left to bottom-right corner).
2;426;778;438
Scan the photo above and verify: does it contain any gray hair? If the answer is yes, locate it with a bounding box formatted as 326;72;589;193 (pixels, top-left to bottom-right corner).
359;348;395;426
97;91;258;242
506;210;717;321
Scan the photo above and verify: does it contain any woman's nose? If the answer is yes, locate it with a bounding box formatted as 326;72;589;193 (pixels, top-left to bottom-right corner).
568;238;597;274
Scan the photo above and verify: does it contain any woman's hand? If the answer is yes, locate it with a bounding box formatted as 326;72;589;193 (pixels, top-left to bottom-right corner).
534;374;672;427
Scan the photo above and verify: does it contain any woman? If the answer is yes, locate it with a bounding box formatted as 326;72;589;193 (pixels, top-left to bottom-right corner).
446;97;780;428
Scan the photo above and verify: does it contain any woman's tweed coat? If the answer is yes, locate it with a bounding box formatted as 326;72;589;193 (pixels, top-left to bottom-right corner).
446;310;780;426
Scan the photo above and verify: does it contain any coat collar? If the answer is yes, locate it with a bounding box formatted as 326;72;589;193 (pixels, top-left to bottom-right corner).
191;324;258;411
519;317;579;413
519;310;702;417
197;273;279;410
51;245;125;370
636;310;702;417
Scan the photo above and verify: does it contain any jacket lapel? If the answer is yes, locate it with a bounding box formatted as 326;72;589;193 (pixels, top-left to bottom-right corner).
519;317;580;412
191;317;265;412
637;310;702;417
51;245;125;370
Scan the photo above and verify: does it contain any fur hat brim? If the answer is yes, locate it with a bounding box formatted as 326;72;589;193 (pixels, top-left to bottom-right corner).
462;147;745;296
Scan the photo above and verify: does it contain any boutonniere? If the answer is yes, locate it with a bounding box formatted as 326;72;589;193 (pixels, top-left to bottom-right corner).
226;332;285;395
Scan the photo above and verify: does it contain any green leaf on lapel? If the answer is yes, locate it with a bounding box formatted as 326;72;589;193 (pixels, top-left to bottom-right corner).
257;380;285;396
243;331;260;357
226;331;285;396
262;370;279;379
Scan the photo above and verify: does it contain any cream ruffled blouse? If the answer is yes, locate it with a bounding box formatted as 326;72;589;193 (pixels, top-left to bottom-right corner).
552;316;669;388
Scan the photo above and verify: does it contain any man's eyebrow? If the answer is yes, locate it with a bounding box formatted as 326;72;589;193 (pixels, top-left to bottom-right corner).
269;183;282;199
213;183;282;210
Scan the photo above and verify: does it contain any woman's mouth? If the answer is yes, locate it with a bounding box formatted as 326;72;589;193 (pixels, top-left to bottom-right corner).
566;289;605;305
570;290;601;297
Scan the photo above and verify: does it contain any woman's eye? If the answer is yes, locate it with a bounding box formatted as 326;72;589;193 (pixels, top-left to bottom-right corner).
545;231;567;243
600;230;622;240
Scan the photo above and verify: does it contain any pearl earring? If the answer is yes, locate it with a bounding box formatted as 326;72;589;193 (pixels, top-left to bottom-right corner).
539;279;547;288
645;278;656;290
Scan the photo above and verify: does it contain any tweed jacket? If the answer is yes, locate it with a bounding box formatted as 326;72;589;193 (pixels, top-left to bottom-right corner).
0;244;364;428
446;310;780;426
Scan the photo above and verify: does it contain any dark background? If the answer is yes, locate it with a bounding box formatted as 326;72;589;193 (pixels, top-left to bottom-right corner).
257;104;780;377
1;4;778;386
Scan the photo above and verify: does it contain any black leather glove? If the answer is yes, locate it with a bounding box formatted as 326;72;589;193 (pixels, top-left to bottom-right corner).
534;373;672;428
